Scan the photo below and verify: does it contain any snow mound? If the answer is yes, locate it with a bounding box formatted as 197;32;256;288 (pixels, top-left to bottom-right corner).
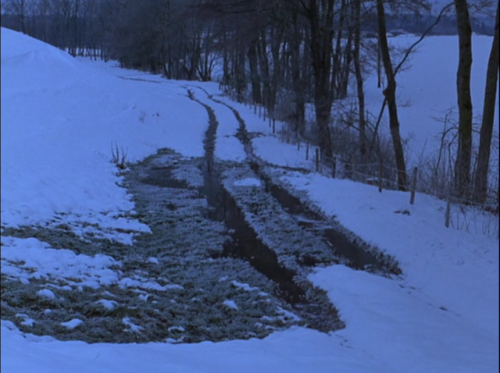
0;26;206;237
1;27;84;97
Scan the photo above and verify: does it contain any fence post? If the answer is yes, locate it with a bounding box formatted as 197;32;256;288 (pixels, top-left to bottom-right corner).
315;148;320;172
306;141;309;160
272;118;276;134
332;156;337;178
410;167;418;205
378;162;383;193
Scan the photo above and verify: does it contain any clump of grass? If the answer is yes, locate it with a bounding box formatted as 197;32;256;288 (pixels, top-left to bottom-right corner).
111;142;128;170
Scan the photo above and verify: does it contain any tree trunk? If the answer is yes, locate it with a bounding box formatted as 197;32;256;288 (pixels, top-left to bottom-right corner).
353;0;366;158
257;32;272;110
289;12;306;135
269;25;284;117
454;0;473;198
308;0;335;161
473;1;499;204
332;0;346;99
248;41;262;104
376;0;407;190
236;46;246;102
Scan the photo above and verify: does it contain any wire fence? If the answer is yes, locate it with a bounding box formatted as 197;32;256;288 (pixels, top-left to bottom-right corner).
311;145;498;239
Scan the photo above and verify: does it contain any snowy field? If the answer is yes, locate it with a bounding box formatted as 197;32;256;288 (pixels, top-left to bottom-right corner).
1;28;498;372
365;34;499;163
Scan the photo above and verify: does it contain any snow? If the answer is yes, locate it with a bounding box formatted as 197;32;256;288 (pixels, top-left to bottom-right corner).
95;300;118;311
233;178;262;187
231;280;260;292
36;289;56;300
253;136;315;170
1;236;120;288
61;319;84;330
366;35;500;163
1;28;498;373
282;172;499;336
311;265;496;373
17;314;36;327
223;300;239;310
1;27;207;240
191;88;246;162
122;318;142;333
168;326;186;332
276;307;301;323
147;257;159;264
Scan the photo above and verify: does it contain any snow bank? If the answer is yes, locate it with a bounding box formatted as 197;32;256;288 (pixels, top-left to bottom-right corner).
1;27;207;239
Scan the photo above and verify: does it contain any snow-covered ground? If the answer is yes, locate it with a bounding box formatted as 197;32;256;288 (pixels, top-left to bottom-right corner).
1;28;498;372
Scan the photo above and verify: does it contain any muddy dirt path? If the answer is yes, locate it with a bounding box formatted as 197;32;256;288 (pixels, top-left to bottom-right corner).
1;86;400;345
178;86;402;330
188;86;401;275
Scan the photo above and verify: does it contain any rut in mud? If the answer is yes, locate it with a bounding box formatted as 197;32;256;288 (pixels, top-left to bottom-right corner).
182;86;401;333
194;87;401;275
189;93;343;332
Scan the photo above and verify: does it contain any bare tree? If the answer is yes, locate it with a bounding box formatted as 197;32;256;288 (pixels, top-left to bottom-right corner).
453;0;474;198
376;0;408;190
286;7;310;135
353;0;366;158
304;0;336;161
473;0;499;204
3;0;28;33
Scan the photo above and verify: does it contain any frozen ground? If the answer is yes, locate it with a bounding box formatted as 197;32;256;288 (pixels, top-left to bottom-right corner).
1;28;498;372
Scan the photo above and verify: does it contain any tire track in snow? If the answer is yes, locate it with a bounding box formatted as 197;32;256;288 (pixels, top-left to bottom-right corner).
188;86;401;276
186;87;345;332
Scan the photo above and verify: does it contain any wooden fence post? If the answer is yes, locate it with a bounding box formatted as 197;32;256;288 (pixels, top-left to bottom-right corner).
306;141;309;160
272;118;276;134
378;162;383;193
315;148;320;172
410;167;418;205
